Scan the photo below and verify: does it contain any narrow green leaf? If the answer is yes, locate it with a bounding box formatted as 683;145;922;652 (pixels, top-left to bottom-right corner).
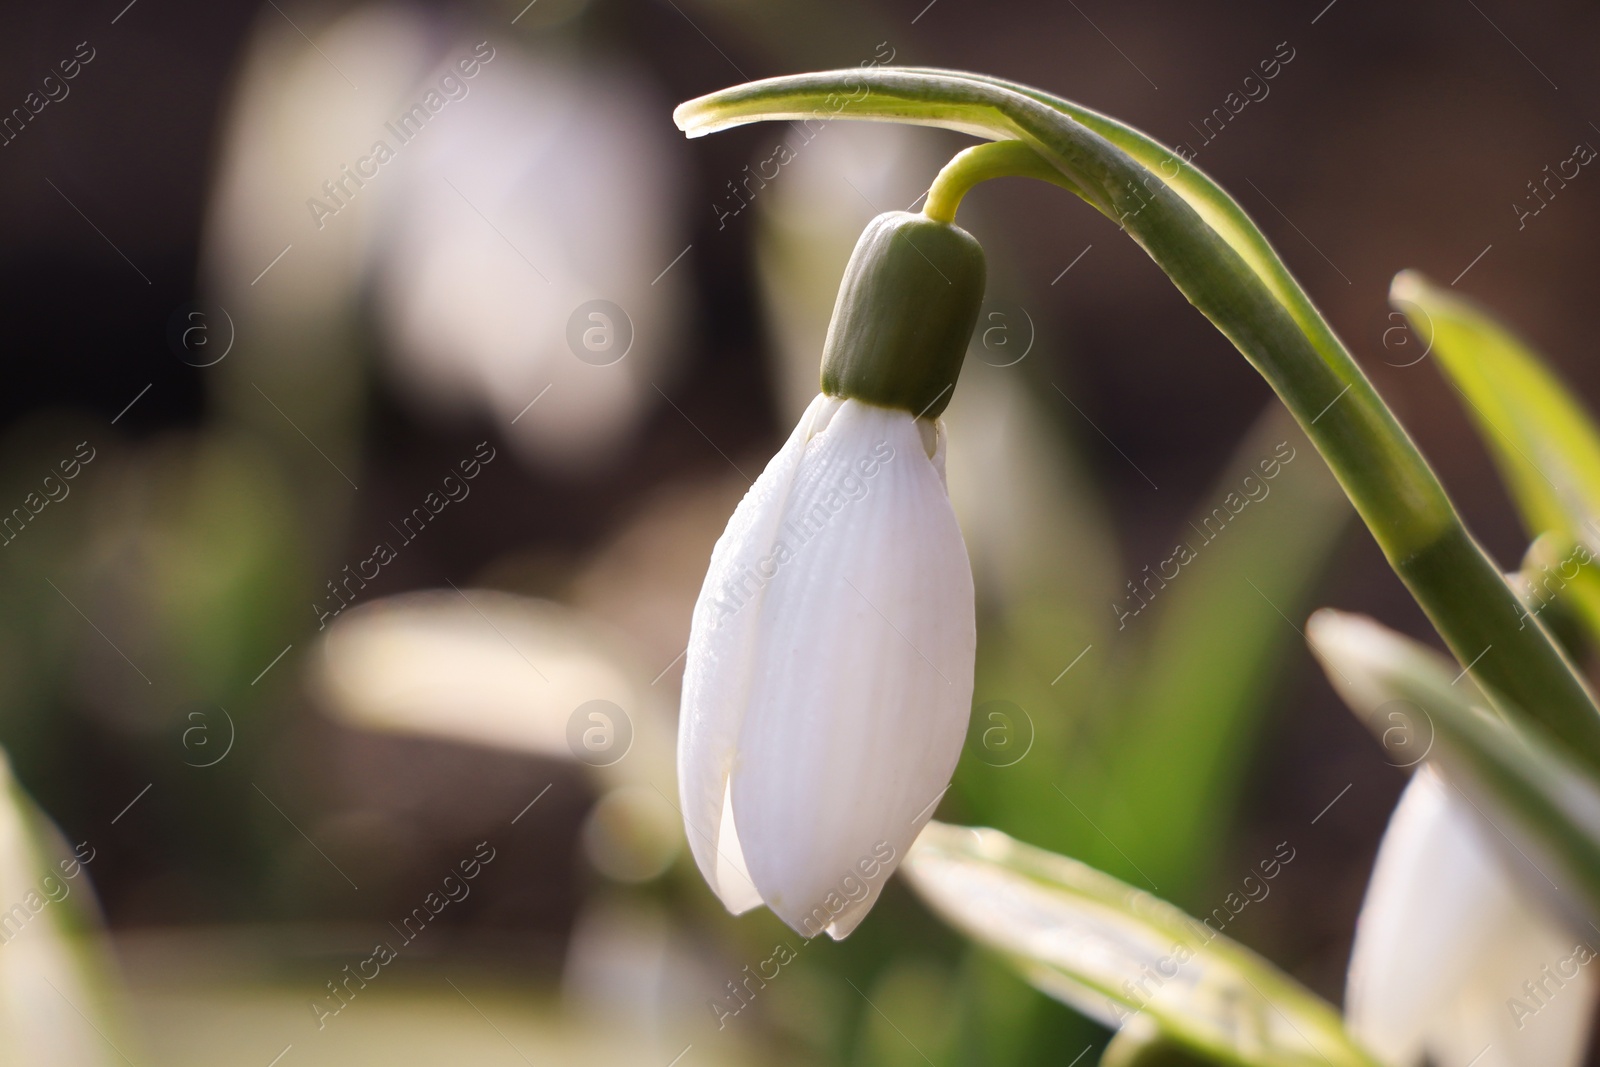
1392;271;1600;547
903;822;1381;1067
1392;274;1600;643
1306;608;1600;918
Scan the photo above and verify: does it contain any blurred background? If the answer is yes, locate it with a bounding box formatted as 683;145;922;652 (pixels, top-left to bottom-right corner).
0;0;1595;1062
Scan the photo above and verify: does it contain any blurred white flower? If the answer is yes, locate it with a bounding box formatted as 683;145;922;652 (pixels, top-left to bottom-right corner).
371;44;686;474
678;393;975;939
203;4;437;313
203;4;686;473
562;896;718;1044
0;752;125;1066
1346;764;1597;1067
314;590;674;791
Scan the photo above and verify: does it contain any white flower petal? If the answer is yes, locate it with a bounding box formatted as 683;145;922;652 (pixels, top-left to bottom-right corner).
1347;765;1596;1067
678;394;834;912
713;783;763;913
729;400;975;938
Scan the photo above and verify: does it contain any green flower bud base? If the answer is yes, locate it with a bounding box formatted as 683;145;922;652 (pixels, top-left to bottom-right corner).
820;211;986;419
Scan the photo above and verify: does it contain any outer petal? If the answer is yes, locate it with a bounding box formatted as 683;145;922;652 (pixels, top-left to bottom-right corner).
1347;765;1596;1067
678;394;836;913
730;400;975;938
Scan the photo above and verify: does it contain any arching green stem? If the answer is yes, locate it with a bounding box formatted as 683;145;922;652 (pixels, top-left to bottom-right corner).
923;139;1078;223
675;67;1600;773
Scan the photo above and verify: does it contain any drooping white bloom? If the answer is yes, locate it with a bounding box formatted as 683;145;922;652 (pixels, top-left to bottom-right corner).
1346;764;1596;1067
678;393;975;939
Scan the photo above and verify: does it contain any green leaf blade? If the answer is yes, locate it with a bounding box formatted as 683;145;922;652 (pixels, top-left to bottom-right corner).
1392;270;1600;552
904;822;1381;1067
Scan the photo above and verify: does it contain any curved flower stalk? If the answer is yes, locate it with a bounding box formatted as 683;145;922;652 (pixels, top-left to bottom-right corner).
1346;766;1596;1067
672;67;1600;775
679;208;983;938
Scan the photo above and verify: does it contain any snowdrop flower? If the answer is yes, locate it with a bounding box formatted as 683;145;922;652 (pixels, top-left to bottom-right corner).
678;210;985;939
1346;764;1596;1067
